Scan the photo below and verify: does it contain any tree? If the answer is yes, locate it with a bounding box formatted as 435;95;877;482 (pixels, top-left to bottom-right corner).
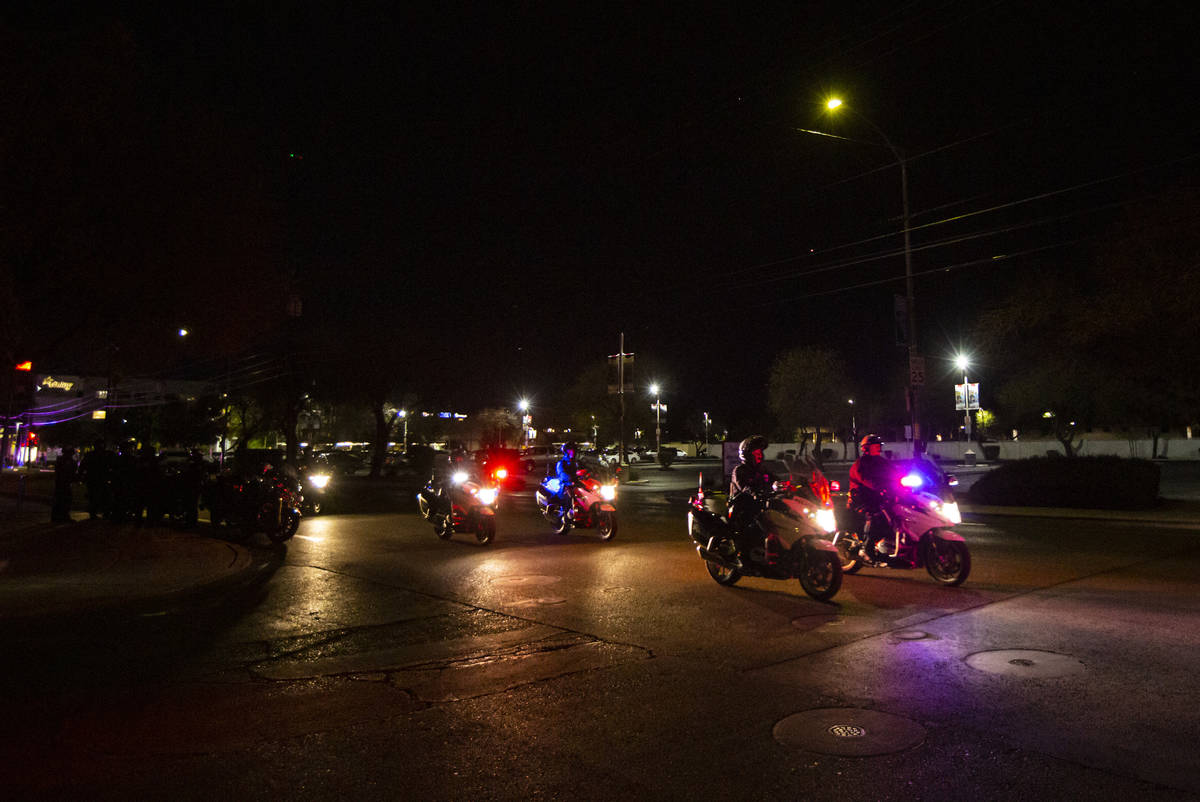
767;346;851;454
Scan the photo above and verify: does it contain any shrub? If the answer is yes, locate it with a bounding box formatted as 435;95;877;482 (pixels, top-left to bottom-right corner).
966;456;1159;509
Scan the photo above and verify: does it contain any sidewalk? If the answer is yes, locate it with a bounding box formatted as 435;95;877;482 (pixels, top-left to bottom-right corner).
0;504;259;625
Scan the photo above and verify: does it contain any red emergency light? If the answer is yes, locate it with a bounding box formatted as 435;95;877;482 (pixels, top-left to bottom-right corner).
15;360;32;371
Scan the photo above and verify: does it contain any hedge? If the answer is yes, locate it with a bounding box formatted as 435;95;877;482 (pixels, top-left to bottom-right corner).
966;456;1160;509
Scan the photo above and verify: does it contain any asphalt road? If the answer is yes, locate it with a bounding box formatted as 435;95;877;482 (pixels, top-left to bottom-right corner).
5;471;1200;801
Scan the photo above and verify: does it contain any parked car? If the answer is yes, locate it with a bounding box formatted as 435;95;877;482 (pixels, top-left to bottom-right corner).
318;451;367;476
518;445;558;475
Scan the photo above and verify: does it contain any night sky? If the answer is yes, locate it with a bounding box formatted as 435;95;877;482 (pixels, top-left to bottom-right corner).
4;1;1196;426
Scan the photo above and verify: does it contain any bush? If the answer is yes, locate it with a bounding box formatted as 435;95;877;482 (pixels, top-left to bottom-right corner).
967;456;1160;509
657;447;677;468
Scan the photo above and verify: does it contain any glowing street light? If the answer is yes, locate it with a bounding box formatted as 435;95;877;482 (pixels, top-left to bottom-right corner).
518;398;531;447
955;354;973;441
397;409;408;454
811;95;922;449
649;383;664;453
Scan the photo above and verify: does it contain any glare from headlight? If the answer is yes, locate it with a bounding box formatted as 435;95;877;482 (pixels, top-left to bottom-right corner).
307;474;331;489
941;501;962;525
815;507;837;533
452;471;468;485
477;487;498;506
600;484;617;501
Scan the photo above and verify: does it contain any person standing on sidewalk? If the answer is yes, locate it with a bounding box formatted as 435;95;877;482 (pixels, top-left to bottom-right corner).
51;447;78;522
78;439;113;520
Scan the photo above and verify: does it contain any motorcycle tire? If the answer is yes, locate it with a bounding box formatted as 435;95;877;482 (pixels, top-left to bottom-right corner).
435;515;453;540
798;549;842;601
705;537;742;586
551;507;571;536
925;537;971;586
267;510;300;544
595;510;617;541
833;534;863;574
475;517;495;545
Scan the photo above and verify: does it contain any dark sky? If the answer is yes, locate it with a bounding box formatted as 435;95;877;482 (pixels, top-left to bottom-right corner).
7;1;1197;424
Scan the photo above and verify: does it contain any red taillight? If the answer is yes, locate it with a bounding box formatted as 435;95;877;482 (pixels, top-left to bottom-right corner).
830;480;841;492
494;467;508;480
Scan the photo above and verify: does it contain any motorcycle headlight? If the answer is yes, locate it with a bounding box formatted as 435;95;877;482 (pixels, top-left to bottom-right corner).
600;484;617;501
307;473;331;489
815;507;837;534
477;487;498;506
941;501;962;525
452;470;469;485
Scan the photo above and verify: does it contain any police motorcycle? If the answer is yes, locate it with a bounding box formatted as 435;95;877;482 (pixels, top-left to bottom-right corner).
686;457;842;602
208;461;302;544
417;464;498;545
534;460;618;540
830;460;970;586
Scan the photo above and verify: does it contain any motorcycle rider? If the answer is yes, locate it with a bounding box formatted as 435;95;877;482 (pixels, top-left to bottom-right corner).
553;441;590;508
728;435;773;559
849;434;900;555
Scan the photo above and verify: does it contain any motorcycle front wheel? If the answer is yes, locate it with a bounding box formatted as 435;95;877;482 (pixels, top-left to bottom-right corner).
705;537;742;586
435;514;453;540
798;549;842;601
595;510;617;540
550;506;571;535
925;536;970;586
833;533;863;574
475;517;495;545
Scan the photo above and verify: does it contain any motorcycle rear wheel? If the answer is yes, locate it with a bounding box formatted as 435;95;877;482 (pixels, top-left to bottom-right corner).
705;538;742;586
798;550;842;601
833;534;863;574
267;510;300;543
925;537;970;586
595;510;617;540
475;517;495;545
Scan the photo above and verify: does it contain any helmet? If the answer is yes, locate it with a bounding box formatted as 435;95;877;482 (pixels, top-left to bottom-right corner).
738;435;768;465
859;434;884;455
561;441;578;458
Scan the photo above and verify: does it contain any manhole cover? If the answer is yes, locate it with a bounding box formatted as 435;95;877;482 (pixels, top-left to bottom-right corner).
791;614;843;630
774;708;925;756
965;649;1085;678
894;630;931;641
490;575;560;587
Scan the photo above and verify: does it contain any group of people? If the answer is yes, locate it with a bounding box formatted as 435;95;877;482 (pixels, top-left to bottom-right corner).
51;440;208;526
726;432;903;561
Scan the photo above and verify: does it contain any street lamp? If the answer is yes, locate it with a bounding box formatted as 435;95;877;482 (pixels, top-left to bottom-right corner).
848;399;856;439
955;354;972;442
397;409;408;454
518;399;530;448
703;412;710;454
813;96;921;450
649;383;662;453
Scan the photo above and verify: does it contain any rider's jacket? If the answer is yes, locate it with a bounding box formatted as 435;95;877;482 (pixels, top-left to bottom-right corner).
554;457;587;496
848;453;899;513
729;462;772;502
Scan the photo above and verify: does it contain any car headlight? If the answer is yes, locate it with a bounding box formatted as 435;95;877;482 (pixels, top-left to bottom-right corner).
815;507;836;533
600;484;617;501
477;487;498;506
307;473;331;489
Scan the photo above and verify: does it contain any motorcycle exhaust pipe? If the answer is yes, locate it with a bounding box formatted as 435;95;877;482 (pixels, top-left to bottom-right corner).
696;544;739;570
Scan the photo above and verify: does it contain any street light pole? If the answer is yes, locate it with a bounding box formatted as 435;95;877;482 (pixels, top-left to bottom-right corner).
398;409;408;454
955;355;972;442
650;384;662;453
811;98;922;451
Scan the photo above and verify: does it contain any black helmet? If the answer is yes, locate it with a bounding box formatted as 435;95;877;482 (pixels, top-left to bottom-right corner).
561;441;578;457
859;434;884;454
738;435;768;465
